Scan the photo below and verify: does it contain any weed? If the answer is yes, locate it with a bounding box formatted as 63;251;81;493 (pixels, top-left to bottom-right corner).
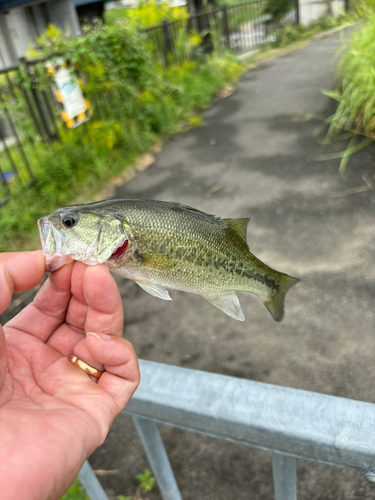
136;469;156;492
117;468;156;500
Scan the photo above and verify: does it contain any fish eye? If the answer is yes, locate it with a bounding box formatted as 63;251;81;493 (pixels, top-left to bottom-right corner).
62;214;77;228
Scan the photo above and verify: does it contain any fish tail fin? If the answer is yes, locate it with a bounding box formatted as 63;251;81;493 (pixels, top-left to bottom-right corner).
264;274;300;322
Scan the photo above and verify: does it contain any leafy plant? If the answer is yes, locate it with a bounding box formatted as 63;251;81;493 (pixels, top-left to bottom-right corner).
136;469;156;492
117;468;156;500
320;0;375;171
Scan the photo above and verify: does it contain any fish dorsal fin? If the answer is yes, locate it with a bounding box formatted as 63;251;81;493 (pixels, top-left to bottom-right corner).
204;292;245;321
223;218;250;243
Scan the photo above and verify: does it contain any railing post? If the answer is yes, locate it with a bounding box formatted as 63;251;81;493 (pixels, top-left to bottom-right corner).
132;416;183;500
78;461;110;500
222;6;230;48
295;0;300;25
162;20;173;67
272;452;297;500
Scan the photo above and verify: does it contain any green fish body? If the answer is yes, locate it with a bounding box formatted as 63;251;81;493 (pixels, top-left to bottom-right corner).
38;199;299;322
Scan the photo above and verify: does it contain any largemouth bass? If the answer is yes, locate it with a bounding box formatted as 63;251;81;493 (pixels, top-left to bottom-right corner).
38;199;299;322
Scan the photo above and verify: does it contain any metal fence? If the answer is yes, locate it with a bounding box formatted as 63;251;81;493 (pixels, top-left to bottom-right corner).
143;0;347;63
77;359;375;500
0;0;348;208
0;58;61;207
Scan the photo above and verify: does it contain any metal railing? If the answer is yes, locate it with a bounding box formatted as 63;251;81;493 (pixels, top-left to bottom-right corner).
78;359;375;500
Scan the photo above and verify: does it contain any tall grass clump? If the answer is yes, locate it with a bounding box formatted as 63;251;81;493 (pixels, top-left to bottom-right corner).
0;21;242;250
322;0;375;171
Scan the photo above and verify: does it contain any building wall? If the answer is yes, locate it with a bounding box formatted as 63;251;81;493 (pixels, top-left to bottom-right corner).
6;7;38;58
0;0;80;68
0;14;17;67
46;0;80;34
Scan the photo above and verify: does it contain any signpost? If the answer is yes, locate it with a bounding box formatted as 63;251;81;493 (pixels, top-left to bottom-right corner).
46;59;92;129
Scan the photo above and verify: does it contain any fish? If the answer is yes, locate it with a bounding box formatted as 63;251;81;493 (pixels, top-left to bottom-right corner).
38;199;299;322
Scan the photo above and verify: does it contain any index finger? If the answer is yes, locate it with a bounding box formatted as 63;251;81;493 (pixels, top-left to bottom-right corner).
0;251;45;315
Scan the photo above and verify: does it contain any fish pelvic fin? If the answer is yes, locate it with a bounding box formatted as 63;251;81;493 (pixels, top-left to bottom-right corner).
204;292;245;321
135;280;172;301
264;274;300;322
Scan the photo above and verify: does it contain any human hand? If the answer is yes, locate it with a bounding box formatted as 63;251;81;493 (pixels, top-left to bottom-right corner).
0;251;140;500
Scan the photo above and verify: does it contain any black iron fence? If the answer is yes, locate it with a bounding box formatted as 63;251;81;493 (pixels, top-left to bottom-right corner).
0;0;347;208
0;59;61;207
142;0;346;64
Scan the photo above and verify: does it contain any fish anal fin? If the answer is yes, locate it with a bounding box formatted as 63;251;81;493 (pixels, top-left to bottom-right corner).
264;275;300;322
135;280;172;301
223;218;250;244
204;292;245;321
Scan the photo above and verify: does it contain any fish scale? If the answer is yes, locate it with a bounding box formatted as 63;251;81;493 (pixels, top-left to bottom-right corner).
38;199;299;322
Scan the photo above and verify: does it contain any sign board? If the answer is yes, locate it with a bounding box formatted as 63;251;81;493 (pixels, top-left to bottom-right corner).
45;59;92;129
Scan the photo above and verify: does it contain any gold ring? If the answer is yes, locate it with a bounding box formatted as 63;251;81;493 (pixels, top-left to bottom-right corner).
68;354;103;380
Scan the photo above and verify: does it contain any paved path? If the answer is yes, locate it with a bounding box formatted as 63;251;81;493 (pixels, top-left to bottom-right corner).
91;33;375;500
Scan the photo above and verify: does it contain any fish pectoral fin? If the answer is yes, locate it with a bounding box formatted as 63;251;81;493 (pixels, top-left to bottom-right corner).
135;280;172;301
203;292;245;321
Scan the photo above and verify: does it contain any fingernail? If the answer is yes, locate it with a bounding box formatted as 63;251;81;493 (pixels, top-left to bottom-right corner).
86;332;112;341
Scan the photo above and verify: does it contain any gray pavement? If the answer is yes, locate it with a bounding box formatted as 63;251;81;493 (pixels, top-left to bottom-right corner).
92;32;375;499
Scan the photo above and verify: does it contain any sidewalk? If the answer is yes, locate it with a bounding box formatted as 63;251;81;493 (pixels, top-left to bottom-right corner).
95;32;375;499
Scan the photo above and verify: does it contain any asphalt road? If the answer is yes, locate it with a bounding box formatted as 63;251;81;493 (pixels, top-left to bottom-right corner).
89;32;374;499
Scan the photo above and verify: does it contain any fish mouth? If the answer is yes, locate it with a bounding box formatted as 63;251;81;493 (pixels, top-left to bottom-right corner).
38;217;73;272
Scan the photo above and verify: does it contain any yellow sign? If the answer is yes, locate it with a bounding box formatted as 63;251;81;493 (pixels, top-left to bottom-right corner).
46;59;92;129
